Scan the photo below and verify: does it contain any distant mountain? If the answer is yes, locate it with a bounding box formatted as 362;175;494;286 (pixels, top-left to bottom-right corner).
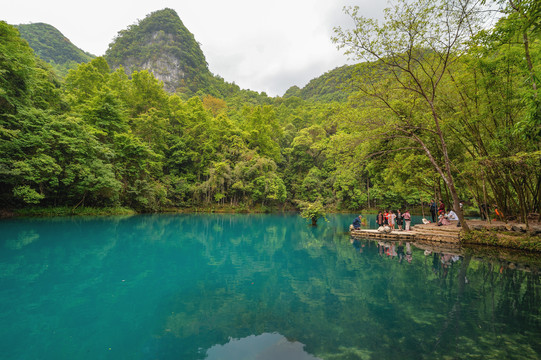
16;23;95;74
16;10;351;103
105;8;213;94
284;64;361;102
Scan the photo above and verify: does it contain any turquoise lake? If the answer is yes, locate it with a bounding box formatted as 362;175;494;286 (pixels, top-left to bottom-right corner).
1;213;540;359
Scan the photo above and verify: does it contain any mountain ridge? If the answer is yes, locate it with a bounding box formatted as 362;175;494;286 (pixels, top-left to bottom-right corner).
14;9;350;101
105;8;211;94
16;22;95;76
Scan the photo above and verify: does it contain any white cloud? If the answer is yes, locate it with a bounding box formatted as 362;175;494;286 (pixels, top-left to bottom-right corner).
1;0;390;96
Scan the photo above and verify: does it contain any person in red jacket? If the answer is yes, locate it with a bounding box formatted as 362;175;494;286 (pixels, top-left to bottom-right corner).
438;200;445;215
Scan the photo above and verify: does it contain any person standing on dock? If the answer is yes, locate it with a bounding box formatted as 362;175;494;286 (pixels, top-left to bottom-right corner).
403;209;411;231
390;211;396;230
376;211;384;228
430;200;437;223
396;210;403;230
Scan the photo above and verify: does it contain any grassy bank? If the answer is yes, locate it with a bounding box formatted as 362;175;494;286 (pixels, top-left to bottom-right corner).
462;229;541;253
9;206;136;218
0;203;486;218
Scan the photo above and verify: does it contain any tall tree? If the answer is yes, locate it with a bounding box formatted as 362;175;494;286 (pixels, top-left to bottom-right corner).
333;0;491;230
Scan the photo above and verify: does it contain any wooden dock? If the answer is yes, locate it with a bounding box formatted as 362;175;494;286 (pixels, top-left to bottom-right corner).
350;223;461;244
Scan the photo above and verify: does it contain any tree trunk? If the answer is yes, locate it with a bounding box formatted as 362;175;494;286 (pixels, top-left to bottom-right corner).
367;177;370;209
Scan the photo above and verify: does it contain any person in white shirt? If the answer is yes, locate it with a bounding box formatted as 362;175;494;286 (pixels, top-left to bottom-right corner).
446;209;459;221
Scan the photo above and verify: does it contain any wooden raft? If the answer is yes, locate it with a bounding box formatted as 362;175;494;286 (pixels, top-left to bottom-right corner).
350;223;461;244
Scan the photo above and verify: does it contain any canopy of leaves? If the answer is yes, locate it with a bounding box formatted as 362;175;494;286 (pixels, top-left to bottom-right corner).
17;23;95;65
0;1;539;222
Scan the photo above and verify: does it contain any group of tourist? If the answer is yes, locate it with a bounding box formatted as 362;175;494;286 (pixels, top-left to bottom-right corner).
351;210;412;231
351;199;468;231
376;209;412;231
429;199;462;227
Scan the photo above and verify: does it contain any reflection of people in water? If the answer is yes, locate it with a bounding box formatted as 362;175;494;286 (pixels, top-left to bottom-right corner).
397;242;405;263
427;252;462;278
385;242;397;259
440;253;456;278
405;242;412;263
376;241;402;260
350;238;365;254
432;253;441;275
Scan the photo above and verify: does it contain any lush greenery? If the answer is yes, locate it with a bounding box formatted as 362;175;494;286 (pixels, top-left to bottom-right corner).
104;8;268;101
17;22;95;77
283;64;359;103
462;229;541;252
0;0;539;224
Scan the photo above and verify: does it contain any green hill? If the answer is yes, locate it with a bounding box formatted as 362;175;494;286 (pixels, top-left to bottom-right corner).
105;8;213;95
17;9;346;103
16;23;95;76
284;64;362;102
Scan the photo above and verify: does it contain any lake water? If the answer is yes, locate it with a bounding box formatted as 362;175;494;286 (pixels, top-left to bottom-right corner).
1;213;540;360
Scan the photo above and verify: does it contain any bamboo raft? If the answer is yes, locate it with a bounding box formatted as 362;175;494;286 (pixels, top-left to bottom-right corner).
350;223;462;244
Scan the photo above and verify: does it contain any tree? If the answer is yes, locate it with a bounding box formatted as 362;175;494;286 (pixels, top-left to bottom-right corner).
202;94;227;117
297;199;327;226
0;21;37;117
332;0;491;231
64;57;110;107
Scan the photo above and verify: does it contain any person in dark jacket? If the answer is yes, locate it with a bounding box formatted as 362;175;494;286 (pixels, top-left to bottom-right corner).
396;209;403;230
429;200;437;223
352;215;363;229
376;211;384;228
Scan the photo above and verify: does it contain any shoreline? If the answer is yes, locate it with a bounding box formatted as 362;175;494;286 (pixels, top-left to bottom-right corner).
3;207;540;253
351;220;541;253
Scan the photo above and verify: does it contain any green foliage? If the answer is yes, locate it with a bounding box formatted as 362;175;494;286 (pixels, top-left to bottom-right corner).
462;230;541;252
16;22;94;77
284;64;361;102
0;4;539;220
105;8;210;95
13;206;135;217
12;185;44;204
0;21;37;114
297;200;327;225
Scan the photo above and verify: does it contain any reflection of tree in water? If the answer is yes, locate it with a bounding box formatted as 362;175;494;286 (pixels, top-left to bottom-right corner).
80;215;536;360
4;230;40;250
2;214;537;359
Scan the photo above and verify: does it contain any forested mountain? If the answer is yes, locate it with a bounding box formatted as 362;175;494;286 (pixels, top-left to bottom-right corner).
104;8;274;101
284;64;360;102
1;0;539;224
105;8;216;96
17;23;95;76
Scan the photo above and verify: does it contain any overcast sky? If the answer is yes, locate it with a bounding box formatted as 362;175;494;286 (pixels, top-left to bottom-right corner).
2;0;389;96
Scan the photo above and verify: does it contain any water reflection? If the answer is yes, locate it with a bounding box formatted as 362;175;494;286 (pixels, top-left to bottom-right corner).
0;214;540;360
350;235;541;275
204;333;321;360
4;230;40;250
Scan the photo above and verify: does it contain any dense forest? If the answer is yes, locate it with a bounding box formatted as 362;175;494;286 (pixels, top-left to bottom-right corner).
16;22;95;77
0;0;539;224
